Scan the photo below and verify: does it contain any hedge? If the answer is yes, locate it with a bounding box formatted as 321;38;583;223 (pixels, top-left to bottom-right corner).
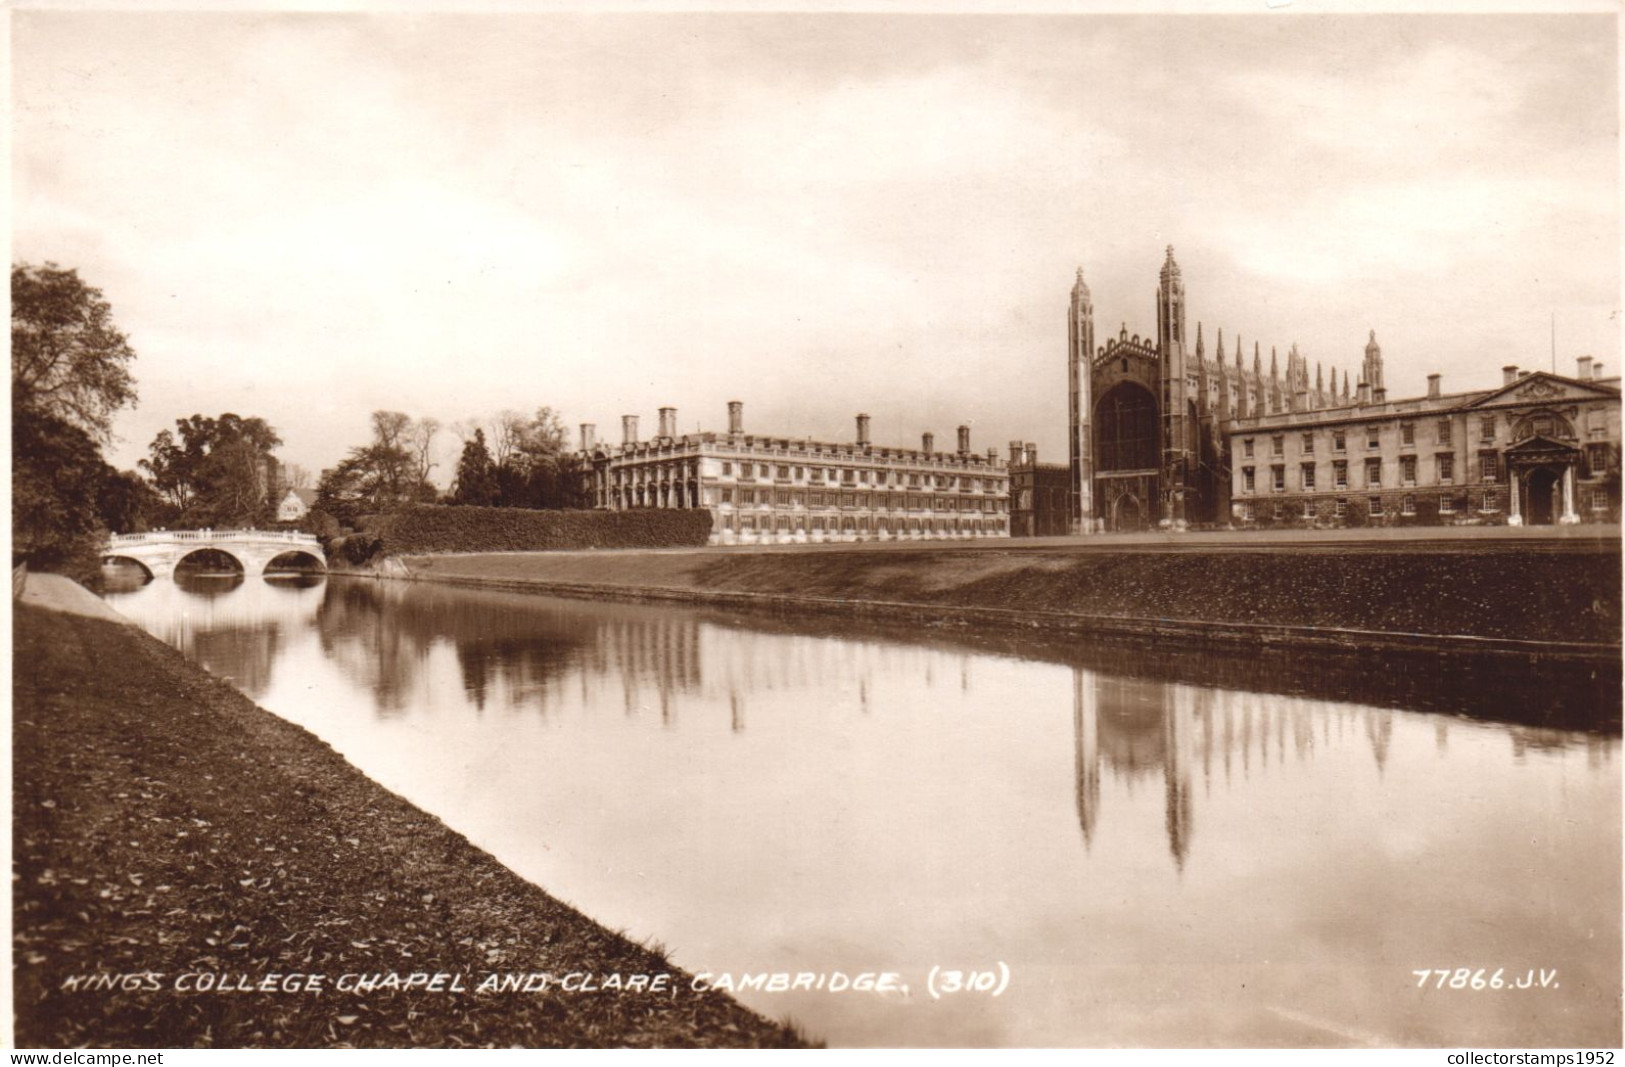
360;505;715;557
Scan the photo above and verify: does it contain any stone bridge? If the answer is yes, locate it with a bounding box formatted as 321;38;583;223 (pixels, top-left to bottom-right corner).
104;529;328;580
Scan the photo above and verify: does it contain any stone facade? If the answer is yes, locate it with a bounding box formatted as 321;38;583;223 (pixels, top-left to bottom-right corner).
1228;358;1622;529
576;404;1010;545
1008;442;1071;538
1068;247;1622;530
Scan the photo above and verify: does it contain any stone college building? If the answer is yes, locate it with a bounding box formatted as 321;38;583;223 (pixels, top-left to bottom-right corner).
1067;248;1621;532
576;404;1011;545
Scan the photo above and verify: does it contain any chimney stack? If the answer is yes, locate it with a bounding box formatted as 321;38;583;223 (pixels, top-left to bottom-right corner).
1357;380;1372;406
1596;362;1605;380
1577;356;1593;381
579;423;596;451
621;415;639;446
957;425;971;455
1009;440;1024;465
921;431;935;454
1503;365;1518;386
658;406;676;439
1427;374;1441;399
987;447;999;465
856;413;871;447
727;400;743;434
1025;442;1038;465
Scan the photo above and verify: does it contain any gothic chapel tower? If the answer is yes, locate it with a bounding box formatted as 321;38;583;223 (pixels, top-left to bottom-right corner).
1068;267;1096;534
1157;246;1192;529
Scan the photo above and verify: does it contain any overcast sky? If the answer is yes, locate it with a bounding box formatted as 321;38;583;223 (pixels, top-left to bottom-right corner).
12;6;1619;483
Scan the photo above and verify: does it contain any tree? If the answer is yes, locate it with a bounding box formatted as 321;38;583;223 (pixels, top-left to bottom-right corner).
452;429;498;506
281;463;314;490
11;262;140;574
485;406;572;508
12;263;138;442
207;438;273;527
366;410;416;503
13;406;113;573
139;413;282;526
517;406;568;466
488;410;524;470
98;469;164;535
315;410;438;527
408;416;441;489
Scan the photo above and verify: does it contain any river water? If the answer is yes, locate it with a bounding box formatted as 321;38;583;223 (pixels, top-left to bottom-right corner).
102;570;1621;1048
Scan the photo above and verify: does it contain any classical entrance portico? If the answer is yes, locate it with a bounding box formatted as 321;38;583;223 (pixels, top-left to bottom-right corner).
1506;436;1581;526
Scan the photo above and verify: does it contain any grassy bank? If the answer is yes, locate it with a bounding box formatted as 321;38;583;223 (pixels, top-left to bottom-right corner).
12;603;808;1048
399;538;1622;657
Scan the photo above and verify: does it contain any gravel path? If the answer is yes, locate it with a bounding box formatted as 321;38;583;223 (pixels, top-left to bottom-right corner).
17;571;134;625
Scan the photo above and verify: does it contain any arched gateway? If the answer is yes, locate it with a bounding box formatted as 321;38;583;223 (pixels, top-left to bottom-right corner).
104;530;327;581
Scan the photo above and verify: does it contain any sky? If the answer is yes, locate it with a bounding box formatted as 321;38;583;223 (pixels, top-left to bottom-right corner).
11;5;1620;484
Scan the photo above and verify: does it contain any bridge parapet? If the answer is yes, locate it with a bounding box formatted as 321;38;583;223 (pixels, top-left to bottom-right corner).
110;529;321;548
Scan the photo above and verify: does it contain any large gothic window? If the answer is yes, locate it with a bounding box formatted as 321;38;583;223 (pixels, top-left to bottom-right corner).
1096;383;1159;471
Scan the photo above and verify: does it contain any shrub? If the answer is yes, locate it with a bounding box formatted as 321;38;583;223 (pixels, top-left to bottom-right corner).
299;508;342;541
364;505;715;557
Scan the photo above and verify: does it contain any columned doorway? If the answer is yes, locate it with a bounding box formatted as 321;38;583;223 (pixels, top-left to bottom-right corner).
1505;436;1582;526
1524;468;1559;526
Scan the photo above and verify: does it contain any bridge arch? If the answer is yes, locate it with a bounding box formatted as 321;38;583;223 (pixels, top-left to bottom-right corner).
175;546;248;575
102;554;155;581
264;549;326;574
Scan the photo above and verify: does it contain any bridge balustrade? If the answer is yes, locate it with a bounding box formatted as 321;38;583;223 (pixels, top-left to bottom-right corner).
110;529;320;546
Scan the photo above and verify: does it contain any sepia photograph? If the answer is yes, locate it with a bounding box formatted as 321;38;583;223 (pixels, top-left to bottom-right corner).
9;0;1622;1052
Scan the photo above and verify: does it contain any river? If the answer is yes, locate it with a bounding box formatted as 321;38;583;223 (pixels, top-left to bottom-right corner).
101;569;1621;1048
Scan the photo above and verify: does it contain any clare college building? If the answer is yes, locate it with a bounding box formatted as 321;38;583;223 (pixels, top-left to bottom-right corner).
576;404;1011;544
1067;247;1622;532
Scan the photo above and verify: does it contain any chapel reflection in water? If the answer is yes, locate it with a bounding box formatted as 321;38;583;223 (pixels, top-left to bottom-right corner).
1067;666;1613;870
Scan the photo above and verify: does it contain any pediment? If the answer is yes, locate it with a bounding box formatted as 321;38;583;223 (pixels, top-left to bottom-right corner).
1505;433;1580;456
1464;372;1619;409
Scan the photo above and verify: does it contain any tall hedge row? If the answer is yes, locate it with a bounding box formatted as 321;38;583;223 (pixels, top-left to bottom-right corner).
364;505;715;556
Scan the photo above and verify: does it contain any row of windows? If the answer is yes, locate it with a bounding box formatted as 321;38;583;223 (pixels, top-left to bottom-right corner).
724;514;1007;533
1244;419;1457;459
717;461;997;491
610;465;1005;492
721;488;1005;512
1241;454;1468;493
1238;488;1611;521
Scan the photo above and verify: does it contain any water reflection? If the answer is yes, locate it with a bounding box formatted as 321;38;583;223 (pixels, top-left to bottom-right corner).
101;575;1622;1048
105;573;324;697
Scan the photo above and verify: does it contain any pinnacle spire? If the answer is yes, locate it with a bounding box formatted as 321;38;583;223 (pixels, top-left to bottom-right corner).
1160;244;1182;283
